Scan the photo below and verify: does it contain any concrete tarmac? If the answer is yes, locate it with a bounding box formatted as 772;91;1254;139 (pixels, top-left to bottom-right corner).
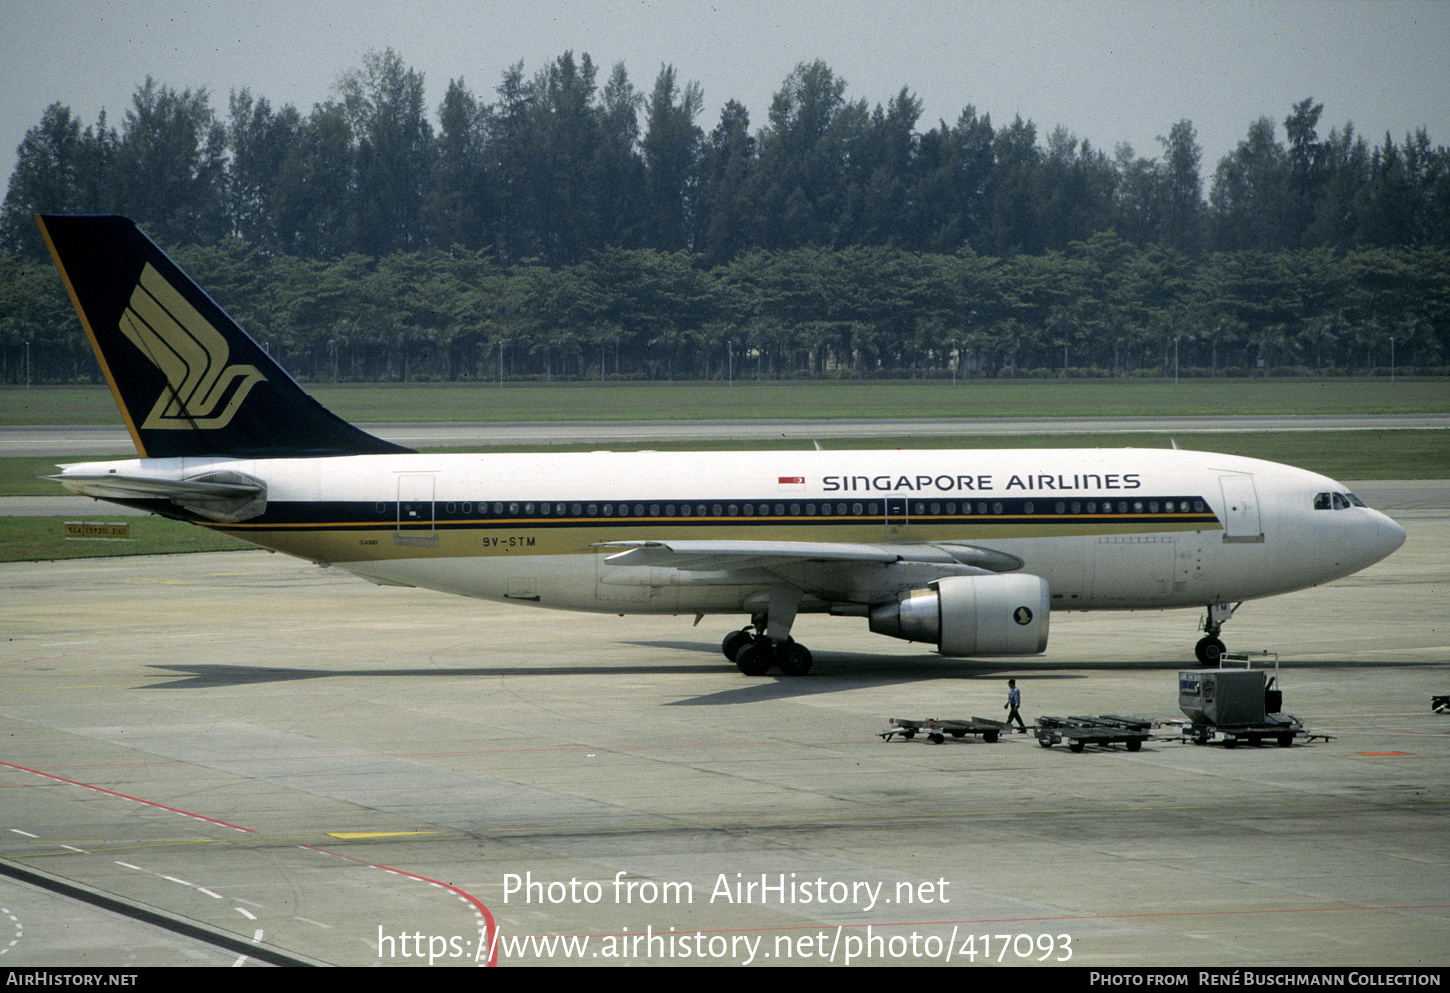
1;512;1446;967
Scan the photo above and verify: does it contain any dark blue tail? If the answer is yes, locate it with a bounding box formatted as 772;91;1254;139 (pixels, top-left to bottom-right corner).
37;215;412;459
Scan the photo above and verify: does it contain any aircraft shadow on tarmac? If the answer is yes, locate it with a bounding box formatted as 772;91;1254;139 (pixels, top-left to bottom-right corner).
136;652;1180;698
138;662;729;689
138;648;1444;696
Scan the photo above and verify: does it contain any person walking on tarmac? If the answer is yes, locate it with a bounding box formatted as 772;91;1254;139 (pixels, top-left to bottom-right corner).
1004;678;1027;733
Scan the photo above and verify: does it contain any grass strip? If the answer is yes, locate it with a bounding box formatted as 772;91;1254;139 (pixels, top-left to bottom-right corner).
4;378;1448;426
0;515;251;562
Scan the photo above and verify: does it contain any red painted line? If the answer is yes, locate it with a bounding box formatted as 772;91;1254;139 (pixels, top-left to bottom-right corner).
0;760;253;833
300;844;497;967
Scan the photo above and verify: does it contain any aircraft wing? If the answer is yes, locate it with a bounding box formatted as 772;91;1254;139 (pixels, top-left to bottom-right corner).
596;539;1022;573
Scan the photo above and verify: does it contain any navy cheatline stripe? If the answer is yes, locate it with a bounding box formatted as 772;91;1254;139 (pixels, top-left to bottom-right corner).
194;495;1221;531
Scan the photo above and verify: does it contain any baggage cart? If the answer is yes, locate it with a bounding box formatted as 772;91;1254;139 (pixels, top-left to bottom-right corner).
879;715;1008;744
1034;714;1156;753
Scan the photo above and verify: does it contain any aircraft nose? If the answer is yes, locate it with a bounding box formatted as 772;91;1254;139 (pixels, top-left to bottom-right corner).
1312;504;1406;581
1374;512;1407;562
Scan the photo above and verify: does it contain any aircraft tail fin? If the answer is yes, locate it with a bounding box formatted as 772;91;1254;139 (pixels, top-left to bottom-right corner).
36;214;413;459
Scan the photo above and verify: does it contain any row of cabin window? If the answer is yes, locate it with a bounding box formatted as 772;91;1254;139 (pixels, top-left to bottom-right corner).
396;498;1209;518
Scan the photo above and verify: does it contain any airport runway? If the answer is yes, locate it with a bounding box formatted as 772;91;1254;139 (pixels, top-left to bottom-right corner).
1;506;1446;966
4;413;1449;456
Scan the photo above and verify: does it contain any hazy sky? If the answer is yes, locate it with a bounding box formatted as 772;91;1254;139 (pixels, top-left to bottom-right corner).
4;0;1449;195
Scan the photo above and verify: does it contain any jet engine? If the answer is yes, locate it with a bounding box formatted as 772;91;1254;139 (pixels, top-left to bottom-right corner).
868;573;1050;656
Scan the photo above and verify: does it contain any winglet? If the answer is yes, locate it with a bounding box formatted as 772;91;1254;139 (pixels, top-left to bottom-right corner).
35;215;413;459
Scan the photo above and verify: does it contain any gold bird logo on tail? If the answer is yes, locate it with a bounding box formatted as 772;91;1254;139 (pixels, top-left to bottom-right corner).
119;263;266;430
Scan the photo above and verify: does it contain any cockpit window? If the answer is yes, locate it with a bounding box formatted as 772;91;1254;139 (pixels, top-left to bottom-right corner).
1314;492;1361;511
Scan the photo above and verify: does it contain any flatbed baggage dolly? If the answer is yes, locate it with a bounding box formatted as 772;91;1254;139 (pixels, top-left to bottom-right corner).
879;716;1007;744
1180;713;1314;748
1034;715;1155;753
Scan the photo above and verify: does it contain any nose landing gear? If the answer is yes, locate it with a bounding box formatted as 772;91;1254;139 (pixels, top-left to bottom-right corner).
1196;601;1240;665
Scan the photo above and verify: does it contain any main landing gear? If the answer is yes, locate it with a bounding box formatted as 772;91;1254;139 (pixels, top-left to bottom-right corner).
722;619;814;677
722;586;814;677
1195;602;1240;665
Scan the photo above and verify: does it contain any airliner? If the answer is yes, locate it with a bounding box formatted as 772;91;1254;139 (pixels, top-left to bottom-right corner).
35;215;1407;675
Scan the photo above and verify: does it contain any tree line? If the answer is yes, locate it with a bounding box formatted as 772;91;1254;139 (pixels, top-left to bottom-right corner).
4;230;1444;386
1;50;1447;384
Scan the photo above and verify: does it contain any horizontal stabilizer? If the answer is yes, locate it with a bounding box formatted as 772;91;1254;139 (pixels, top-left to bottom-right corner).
50;469;267;524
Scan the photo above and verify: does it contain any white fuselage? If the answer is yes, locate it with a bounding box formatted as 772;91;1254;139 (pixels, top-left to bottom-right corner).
61;447;1407;621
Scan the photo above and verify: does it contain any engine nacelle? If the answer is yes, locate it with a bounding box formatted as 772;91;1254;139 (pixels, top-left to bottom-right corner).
868;574;1050;656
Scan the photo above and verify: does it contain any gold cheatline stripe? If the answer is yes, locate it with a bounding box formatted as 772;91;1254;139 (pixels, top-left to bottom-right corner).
212;520;1223;563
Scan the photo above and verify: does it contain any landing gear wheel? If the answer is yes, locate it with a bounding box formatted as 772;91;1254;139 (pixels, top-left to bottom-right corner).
1195;636;1227;666
722;628;753;661
1197;603;1239;665
777;641;814;677
733;641;772;676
